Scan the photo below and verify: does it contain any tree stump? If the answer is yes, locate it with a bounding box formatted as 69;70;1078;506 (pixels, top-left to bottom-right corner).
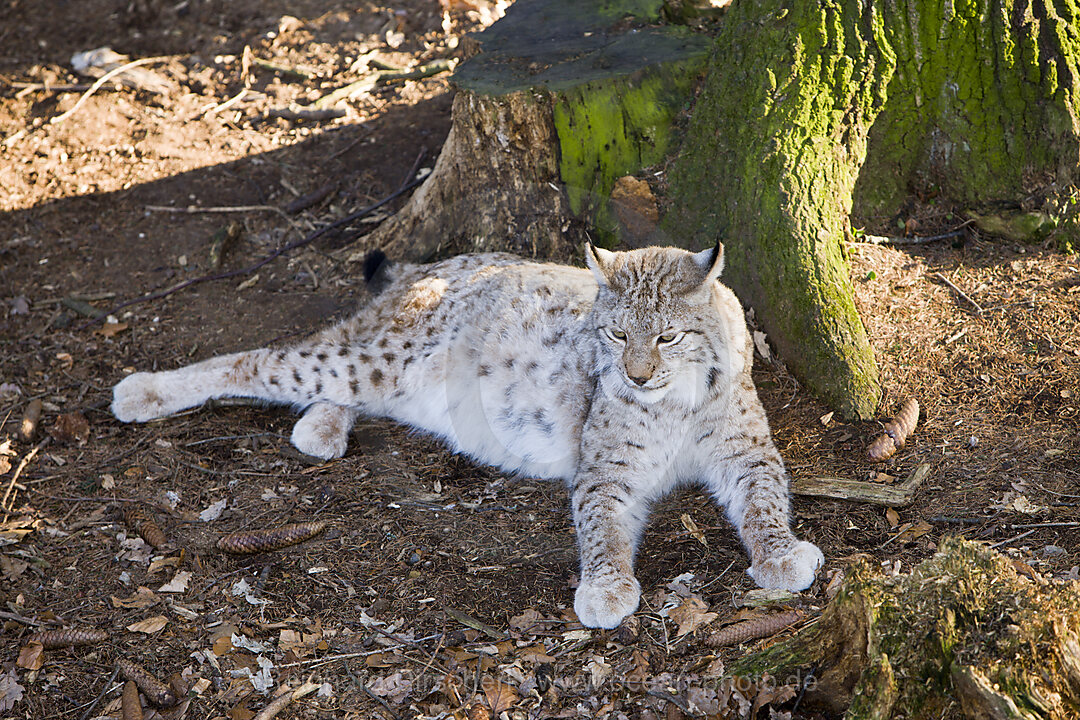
357;0;711;261
732;537;1080;719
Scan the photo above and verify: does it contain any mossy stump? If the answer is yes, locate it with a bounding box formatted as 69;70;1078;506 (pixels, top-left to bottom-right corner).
732;538;1080;719
357;0;710;262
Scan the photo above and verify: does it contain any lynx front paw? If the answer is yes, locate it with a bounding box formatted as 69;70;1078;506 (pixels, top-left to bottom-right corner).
747;541;824;592
112;373;182;423
574;574;641;629
290;404;354;460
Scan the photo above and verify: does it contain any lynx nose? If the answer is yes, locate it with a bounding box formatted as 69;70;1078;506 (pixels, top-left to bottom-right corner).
628;374;649;386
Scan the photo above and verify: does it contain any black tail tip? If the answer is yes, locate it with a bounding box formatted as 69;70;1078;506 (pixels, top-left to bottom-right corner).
361;249;389;286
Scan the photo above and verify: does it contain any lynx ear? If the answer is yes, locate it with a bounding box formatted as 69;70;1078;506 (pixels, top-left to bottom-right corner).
584;242;616;286
691;242;724;285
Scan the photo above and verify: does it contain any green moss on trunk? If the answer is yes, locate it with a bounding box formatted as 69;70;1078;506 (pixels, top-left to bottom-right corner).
665;0;1080;418
664;0;888;418
455;0;710;248
552;61;704;245
852;0;1080;221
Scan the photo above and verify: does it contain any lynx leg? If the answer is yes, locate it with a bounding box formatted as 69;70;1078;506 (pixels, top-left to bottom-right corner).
569;473;647;629
291;402;360;459
711;458;823;592
112;350;276;422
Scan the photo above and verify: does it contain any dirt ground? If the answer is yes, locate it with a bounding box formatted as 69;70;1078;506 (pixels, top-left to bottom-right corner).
1;2;1078;719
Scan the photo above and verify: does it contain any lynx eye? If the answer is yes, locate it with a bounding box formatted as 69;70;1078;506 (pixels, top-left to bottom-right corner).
608;328;627;341
657;332;682;345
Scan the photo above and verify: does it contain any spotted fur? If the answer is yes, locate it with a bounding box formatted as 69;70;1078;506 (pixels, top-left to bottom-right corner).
112;244;823;628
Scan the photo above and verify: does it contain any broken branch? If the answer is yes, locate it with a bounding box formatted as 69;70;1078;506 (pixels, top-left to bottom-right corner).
50;55;177;125
791;463;931;507
932;271;985;314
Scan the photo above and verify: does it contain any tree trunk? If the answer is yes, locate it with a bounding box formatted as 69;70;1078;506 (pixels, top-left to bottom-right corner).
729;537;1080;719
663;0;1080;419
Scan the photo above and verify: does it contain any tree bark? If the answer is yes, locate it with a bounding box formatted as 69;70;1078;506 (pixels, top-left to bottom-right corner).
729;538;1080;719
664;0;1080;419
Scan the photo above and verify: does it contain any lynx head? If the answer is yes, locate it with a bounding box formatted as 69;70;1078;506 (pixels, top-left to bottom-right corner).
584;243;749;407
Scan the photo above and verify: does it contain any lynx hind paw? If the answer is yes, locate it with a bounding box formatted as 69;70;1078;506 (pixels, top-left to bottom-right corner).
747;541;824;593
574;574;641;629
112;372;181;423
290;404;353;460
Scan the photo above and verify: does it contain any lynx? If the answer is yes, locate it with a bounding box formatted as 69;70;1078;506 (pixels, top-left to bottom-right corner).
112;243;824;628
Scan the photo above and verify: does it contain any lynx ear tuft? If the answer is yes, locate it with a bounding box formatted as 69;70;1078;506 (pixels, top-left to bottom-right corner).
691;242;724;285
584;242;616;286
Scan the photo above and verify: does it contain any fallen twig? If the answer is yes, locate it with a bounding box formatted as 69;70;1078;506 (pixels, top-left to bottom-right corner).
284;184;336;215
441;605;509;640
791;463;931;507
144;203;287;218
990;529;1036;549
253;681;321;720
858;229;967;246
81;171;424;328
79;665;121;720
2;439;47;514
50;55;177;125
312;59;455;111
266;106;346;122
933;271;985;314
202;87;249;119
251;57;313;80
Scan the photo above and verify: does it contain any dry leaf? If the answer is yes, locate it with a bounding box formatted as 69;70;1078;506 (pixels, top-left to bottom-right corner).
366;671;412;705
112;587;159;609
16;642;44;671
893;519;933;545
0;668;24;712
668;596;718;636
680;513;708;548
127;615;168;634
97;320;129;337
199;498;227;522
485;681;519;714
147;556;181;575
752;330;771;361
1;556;28;581
49;412;90;445
158;571;191;593
584;656;612;687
